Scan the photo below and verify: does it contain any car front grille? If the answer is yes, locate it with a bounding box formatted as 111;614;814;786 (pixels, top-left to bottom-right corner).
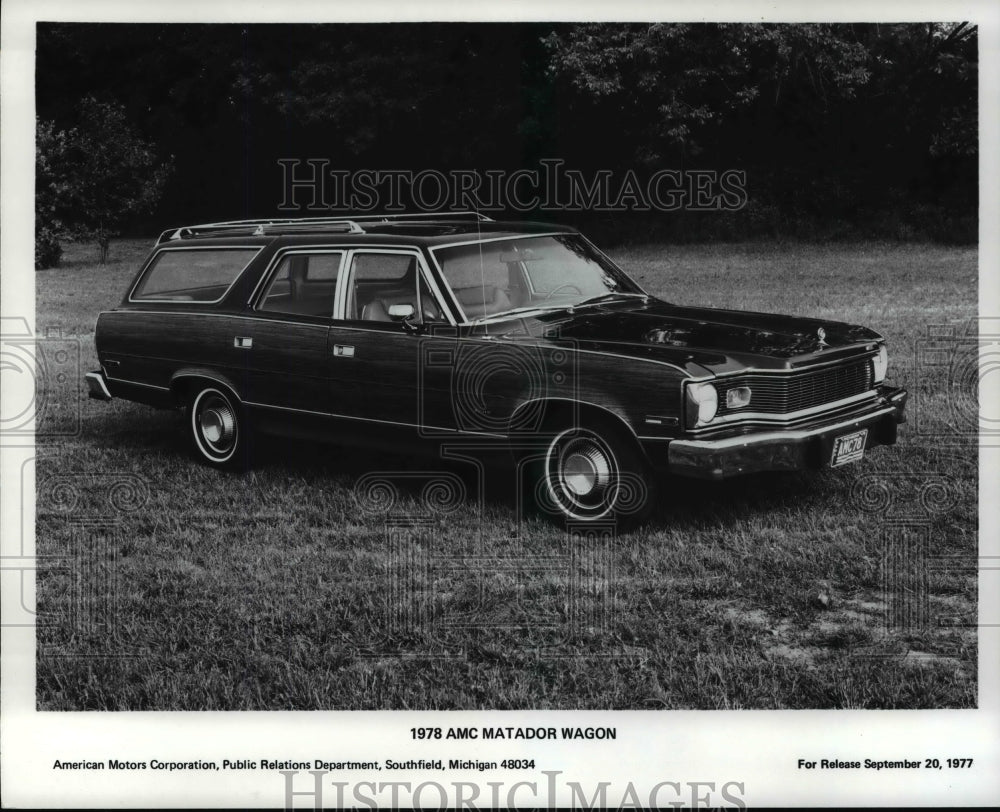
716;357;875;417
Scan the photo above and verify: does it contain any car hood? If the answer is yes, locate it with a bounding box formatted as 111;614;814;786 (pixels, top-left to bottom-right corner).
474;299;883;376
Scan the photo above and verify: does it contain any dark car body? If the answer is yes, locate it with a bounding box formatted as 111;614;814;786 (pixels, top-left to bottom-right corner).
87;213;907;523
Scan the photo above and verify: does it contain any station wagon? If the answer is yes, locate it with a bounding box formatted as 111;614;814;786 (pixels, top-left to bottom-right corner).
87;212;908;524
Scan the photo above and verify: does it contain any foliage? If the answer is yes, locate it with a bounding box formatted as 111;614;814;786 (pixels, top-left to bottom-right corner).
35;22;977;243
540;22;976;241
63;97;173;249
542;22;975;161
35;118;71;269
543;23;873;161
34;98;172;268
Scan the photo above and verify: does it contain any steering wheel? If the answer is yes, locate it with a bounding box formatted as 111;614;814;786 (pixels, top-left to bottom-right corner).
544;283;583;301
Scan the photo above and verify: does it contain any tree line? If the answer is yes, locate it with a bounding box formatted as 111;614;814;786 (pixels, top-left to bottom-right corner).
35;22;977;267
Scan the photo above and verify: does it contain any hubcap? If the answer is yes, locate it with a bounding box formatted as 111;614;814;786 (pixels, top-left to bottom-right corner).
545;430;619;520
562;447;610;496
197;396;236;454
201;407;233;445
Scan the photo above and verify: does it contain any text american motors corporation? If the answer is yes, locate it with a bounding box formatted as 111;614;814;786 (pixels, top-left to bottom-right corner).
51;727;619;772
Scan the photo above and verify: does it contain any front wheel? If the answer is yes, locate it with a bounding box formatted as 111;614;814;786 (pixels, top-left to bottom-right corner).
530;424;655;526
188;385;247;469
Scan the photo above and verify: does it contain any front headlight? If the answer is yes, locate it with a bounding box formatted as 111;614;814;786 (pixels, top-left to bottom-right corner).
685;381;718;428
872;345;888;384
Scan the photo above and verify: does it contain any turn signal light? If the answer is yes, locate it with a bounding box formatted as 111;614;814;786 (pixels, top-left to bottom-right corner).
726;386;752;409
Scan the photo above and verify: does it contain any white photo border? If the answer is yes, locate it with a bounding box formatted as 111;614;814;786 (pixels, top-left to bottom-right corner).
2;0;998;807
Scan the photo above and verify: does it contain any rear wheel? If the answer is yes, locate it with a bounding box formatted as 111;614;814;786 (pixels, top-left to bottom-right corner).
529;421;655;526
188;385;246;469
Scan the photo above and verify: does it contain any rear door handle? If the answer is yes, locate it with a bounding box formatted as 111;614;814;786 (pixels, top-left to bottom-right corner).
333;345;355;358
234;336;253;349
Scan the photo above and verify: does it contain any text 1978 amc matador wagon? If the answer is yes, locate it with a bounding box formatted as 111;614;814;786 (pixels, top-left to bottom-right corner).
87;213;908;524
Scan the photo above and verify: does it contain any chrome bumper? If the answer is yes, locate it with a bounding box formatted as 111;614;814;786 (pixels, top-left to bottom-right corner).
85;370;113;401
666;386;907;480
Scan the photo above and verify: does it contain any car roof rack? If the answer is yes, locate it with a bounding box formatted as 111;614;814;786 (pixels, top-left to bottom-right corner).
156;212;495;244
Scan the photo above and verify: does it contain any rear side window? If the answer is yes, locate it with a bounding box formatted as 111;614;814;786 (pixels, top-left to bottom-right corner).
131;248;259;302
258;252;343;317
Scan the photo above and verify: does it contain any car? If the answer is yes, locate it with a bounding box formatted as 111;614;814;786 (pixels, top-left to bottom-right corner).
87;212;908;525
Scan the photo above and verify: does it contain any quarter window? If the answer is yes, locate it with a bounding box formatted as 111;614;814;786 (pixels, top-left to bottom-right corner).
132;248;258;302
258;252;342;317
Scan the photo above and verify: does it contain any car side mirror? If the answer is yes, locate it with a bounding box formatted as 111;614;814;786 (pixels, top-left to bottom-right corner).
388;303;415;321
387;303;419;332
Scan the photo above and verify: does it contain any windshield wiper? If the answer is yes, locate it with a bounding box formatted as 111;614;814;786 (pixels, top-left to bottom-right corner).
469;293;650;324
469;304;570;324
568;292;651;310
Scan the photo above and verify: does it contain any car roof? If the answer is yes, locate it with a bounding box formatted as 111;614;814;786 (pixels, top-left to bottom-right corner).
154;214;577;248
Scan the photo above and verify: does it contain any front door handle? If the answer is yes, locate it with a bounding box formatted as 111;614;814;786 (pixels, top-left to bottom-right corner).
234;336;253;349
333;344;355;358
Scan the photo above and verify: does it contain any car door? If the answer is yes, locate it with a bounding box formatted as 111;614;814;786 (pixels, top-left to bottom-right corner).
331;248;458;431
240;249;362;416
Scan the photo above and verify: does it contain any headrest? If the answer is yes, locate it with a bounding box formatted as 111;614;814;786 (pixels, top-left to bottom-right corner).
455;285;497;306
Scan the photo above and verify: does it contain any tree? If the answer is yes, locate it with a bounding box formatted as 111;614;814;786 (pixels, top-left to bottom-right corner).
542;23;874;164
35;97;172;268
540;22;976;240
35;118;72;269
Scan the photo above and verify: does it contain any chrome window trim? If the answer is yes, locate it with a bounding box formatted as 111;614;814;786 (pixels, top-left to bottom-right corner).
252;249;347;318
243;241;424;307
429;231;568;251
339;247;456;326
128;245;263;305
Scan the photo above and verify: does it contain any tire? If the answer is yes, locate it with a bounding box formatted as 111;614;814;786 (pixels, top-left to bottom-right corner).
527;421;655;526
187;385;247;470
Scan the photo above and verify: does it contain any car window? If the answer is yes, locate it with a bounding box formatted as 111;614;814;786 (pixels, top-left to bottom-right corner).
258;252;342;317
432;234;636;321
351;252;413;283
132;248;259;302
305;253;340;281
344;252;443;323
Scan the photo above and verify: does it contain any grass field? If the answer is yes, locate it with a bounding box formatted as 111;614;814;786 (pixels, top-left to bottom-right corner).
34;238;978;709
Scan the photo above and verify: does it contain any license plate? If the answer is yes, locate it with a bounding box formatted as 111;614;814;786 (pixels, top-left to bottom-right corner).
831;429;868;467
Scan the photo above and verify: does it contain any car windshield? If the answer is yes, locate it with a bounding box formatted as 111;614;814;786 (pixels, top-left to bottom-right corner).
432;234;643;322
